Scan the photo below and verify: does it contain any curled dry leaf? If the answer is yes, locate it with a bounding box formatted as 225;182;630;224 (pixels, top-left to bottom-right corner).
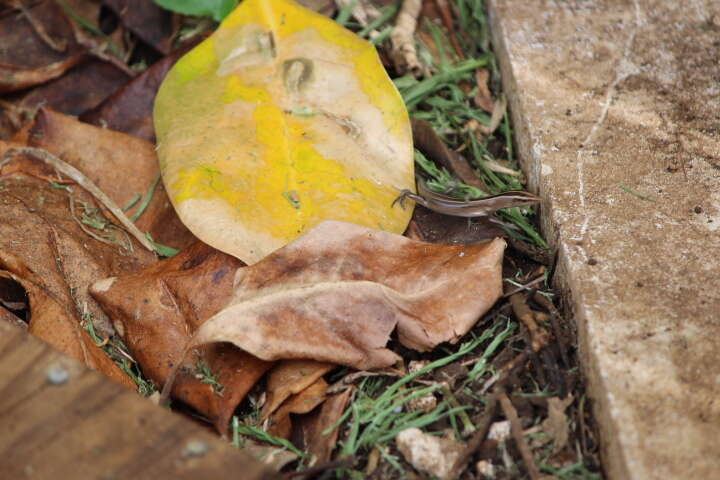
26;108;196;249
154;0;414;264
102;0;178;55
0;303;25;330
189;220;505;370
262;360;335;419
267;377;329;439
90;242;273;433
0;142;156;388
0;0;86;93
299;387;354;464
20;60;132;117
81;41;200;142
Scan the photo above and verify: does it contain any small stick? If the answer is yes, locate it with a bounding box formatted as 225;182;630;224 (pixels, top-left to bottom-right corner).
498;392;541;480
390;0;424;76
502;275;546;297
3;147;157;254
443;394;498;480
480;350;529;394
533;292;571;367
433;0;464;59
510;293;549;352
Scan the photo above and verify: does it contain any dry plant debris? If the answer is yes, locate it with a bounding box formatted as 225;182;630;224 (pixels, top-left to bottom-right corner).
0;0;602;478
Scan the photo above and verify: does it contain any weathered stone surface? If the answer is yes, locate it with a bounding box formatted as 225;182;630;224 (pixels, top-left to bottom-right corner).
488;1;720;478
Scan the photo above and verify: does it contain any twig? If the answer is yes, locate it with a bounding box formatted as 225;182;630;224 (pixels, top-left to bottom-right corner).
68;196;119;247
443;394;498;480
390;0;424;76
502;275;546;297
3;147;157;253
498;392;541;480
509;293;549;352
533;292;571;368
480;350;529;394
433;0;464;59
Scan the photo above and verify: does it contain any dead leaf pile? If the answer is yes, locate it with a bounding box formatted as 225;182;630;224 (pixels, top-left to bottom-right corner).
0;2;589;478
0;104;197;383
90;221;505;433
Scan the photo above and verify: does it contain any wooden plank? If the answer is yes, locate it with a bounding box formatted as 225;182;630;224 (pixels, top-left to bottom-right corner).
0;322;277;479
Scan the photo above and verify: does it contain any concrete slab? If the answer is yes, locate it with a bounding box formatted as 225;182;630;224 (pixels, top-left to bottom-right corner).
488;1;720;478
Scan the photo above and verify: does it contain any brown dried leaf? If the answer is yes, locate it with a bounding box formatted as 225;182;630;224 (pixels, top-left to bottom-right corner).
267;377;329;439
262;360;335;420
81;41;200;141
0;1;86;93
102;0;177;55
27;108;196;249
474;68;494;113
300;387;353;464
90;242;273;433
411;118;488;191
20;60;132;117
191;221;505;370
0;303;25;329
0;145;156;388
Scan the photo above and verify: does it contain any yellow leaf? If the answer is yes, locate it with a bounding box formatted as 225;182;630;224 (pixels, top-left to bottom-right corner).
154;0;415;263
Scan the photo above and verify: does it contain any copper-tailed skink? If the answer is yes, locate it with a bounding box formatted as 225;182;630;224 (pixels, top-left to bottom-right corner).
393;179;541;218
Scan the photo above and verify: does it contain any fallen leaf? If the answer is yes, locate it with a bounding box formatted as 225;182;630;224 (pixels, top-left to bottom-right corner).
268;376;329;439
103;0;178;55
474;68;494;113
0;144;156;388
396;427;464;478
262;360;335;419
411;118;488;191
542;395;574;453
20;60;132;116
27;108;196;249
299;387;353;464
90;242;273;433
0;1;86;93
81;41;201;141
189;220;505;370
154;0;415;263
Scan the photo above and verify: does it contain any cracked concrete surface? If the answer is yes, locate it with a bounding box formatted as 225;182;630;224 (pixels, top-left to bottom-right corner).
488;1;720;478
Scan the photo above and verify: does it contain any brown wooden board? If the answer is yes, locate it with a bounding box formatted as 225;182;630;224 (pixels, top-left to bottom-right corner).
0;322;277;479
